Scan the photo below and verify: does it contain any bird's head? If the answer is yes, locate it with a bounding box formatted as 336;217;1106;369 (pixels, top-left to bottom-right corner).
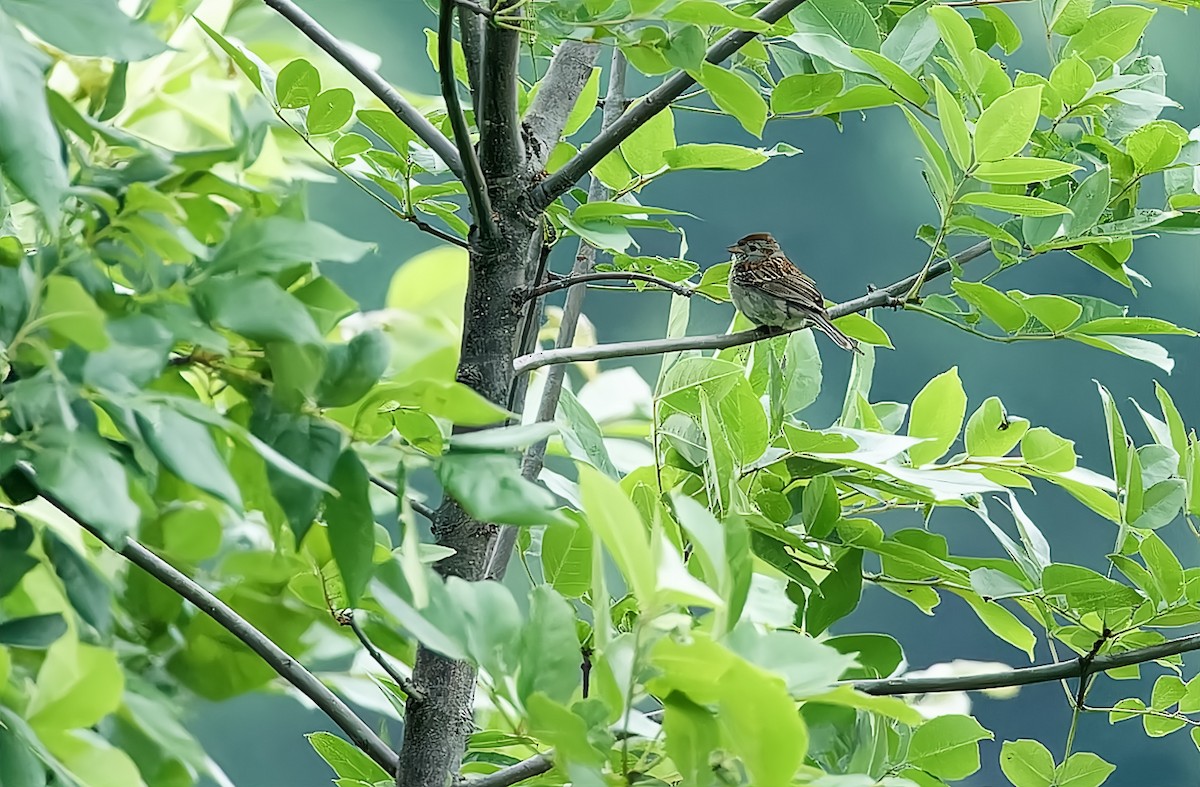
727;232;780;264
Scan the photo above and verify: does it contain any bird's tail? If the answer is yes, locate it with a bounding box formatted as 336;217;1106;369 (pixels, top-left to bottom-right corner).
811;313;863;354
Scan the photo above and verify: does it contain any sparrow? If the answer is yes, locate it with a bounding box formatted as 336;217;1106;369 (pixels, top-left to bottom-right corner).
727;232;861;353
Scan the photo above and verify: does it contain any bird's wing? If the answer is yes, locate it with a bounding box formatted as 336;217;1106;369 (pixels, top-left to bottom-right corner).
737;265;826;308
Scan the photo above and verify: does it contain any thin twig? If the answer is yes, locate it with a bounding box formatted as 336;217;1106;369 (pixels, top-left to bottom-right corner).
531;0;811;208
525;270;694;300
945;0;1029;6
346;612;427;703
439;0;496;240
261;0;463;180
852;628;1200;696
17;467;399;775
457;753;553;787
368;473;438;521
512;240;991;373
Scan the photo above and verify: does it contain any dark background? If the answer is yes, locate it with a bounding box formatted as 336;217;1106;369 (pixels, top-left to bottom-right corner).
192;1;1200;783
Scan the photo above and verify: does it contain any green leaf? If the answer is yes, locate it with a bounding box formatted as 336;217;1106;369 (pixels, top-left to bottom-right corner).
981;6;1022;54
30;428;140;544
792;0;882;49
0;718;45;786
317;330;391;408
1074;317;1195;336
562;67;600;137
517;586;580;705
693;63;767;137
621;105;675;174
135;402;243;509
1065;168;1111;236
806;548;863;635
907;367;967;466
960;192;1073;216
1065;5;1154;62
717;658;808;786
307;88;355;135
542;514;592;598
1042;563;1144;616
1000;739;1055;787
771;73;844;113
43;530;111;634
907;714;992;779
821;84;902;113
1141;532;1184;601
0;15;74;225
851;49;929;105
952;280;1027;332
933;76;971;170
324;450;376;606
1021;427;1077;472
663;143;770;171
1010;293;1082;332
0;613;66;648
194;17;264;92
882;3;940;72
928;6;977;69
194;276;323;345
1049;55;1094;106
370;380;510;426
251;403;344;542
437;452;565;527
38;275;108;351
664;0;771;31
578;464;654;604
1132;478;1185;529
1125;120;1189;174
276;59;322;109
966;397;1029;456
663;694;721;787
973;157;1081;184
210;217;373;275
307;731;391;782
1055;752;1115;787
974;86;1042;162
903;107;954;202
356;109;416;156
3;0;166;59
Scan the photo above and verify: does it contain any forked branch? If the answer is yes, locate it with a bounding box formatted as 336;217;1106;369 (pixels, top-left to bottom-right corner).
531;0;812;208
262;0;463;180
513;240;991;373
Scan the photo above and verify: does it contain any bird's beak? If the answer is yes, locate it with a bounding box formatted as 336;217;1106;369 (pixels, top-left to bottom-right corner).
725;245;738;253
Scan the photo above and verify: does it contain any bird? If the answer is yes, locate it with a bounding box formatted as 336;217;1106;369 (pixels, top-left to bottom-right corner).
727;232;861;354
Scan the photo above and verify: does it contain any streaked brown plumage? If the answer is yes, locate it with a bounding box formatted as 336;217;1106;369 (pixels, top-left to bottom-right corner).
727;232;861;353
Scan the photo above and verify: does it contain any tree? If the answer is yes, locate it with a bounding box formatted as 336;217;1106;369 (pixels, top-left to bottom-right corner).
1;0;1200;785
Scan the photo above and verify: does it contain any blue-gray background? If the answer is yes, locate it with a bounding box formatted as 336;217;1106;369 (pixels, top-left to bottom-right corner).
192;1;1200;783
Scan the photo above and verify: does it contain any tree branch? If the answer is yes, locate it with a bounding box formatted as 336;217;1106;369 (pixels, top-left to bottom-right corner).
459;753;553;787
261;0;463;180
368;473;437;521
523;41;600;174
346;611;427;703
477;0;525;192
18;469;400;775
530;0;810;208
457;6;485;118
525;270;695;300
440;0;496;240
512;240;991;373
852;629;1200;696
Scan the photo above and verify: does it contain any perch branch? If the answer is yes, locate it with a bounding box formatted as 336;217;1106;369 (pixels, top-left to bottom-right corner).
346;612;427;703
512;240;991;373
261;0;463;180
531;0;811;208
852;629;1200;696
525;270;694;300
368;473;437;521
439;0;496;239
523;41;600;174
18;467;399;775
